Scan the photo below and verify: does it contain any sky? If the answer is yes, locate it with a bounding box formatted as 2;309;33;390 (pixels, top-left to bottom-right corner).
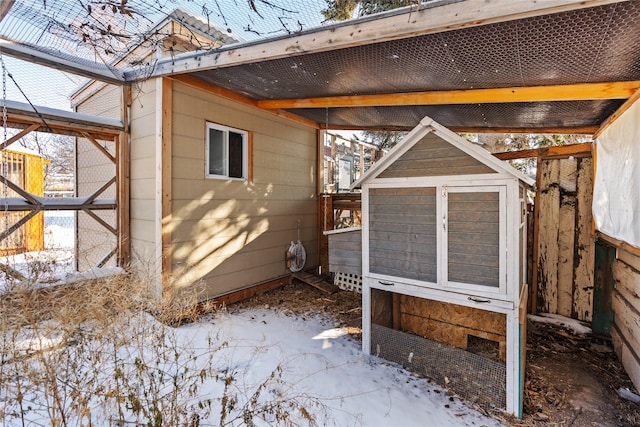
0;56;86;111
0;0;332;112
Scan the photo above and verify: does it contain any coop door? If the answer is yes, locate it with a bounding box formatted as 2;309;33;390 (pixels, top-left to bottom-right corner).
442;186;506;294
368;187;438;284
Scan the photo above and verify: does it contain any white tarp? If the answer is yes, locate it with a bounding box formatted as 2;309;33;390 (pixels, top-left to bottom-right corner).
593;99;640;248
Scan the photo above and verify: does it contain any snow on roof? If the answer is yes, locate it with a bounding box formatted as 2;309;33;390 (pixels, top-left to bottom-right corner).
5;143;41;157
6;99;123;130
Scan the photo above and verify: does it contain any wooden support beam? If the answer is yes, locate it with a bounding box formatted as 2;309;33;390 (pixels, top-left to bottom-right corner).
530;155;542;315
97;247;117;268
594;87;640;139
118;85;131;267
5;100;123;139
0;210;38;241
0;123;39;151
597;232;640;258
0;199;116;211
0;261;25;281
80;132;116;163
0;40;123;84
83;209;117;235
325;124;600;134
0;175;117;212
493;142;593;161
257;81;640;110
169;74;258;107
195;275;289;313
330;132;380;151
0;1;16;24
85;177;116;205
0;176;41;206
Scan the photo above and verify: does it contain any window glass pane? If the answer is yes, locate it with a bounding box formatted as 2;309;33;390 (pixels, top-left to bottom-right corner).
448;191;500;287
208;128;225;176
228;131;244;178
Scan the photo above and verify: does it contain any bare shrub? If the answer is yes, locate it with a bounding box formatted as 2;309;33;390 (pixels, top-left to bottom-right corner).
0;271;332;426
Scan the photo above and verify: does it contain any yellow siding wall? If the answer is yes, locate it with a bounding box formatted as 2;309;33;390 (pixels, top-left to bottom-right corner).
24;154;46;252
170;82;318;299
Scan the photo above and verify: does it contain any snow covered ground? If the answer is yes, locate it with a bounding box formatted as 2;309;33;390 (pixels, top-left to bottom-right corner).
527;312;592;336
0;211;124;292
1;306;506;426
201;309;505;426
0;210;509;425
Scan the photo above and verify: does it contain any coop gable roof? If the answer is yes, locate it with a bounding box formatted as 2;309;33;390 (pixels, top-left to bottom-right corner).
351;116;535;189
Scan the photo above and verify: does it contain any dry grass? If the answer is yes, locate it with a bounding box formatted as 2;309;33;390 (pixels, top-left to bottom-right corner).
0;272;328;426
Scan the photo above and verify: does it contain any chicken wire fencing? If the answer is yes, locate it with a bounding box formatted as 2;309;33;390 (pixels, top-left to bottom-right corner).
370;324;507;411
0;129;119;288
369;289;507;412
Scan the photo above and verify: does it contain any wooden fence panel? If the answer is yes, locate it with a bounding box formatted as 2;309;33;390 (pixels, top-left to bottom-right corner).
536;155;594;321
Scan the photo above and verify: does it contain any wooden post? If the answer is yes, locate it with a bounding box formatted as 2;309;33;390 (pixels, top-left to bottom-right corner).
161;78;173;293
318;194;333;275
330;134;336;190
530;156;542;314
359;144;365;179
572;157;595;320
317;130;324;195
117;84;131;267
536;158;561;314
392;293;402;330
592;239;615;336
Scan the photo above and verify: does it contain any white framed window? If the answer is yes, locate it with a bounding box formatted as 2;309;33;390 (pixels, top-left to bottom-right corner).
205;122;248;180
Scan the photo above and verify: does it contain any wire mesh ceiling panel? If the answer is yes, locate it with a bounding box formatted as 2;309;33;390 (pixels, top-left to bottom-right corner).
192;2;640;99
286;100;625;130
186;2;640;130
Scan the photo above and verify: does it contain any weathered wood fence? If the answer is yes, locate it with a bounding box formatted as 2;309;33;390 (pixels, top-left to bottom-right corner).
600;236;640;387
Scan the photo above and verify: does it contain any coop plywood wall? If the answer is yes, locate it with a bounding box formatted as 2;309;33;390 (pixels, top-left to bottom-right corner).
536;156;594;321
378;133;495;178
371;289;507;361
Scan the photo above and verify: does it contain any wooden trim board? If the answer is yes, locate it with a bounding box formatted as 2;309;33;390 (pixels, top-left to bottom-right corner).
257;81;640;109
161;78;173;292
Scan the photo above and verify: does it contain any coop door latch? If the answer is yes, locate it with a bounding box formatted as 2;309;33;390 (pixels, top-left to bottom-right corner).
441;186;448;231
440;185;449;231
468;296;491;304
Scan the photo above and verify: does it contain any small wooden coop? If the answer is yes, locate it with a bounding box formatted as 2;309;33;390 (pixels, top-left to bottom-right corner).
351;117;534;416
0;146;48;255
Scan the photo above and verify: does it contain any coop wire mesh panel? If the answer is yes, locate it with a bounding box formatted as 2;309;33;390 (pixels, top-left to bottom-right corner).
370;323;507;411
